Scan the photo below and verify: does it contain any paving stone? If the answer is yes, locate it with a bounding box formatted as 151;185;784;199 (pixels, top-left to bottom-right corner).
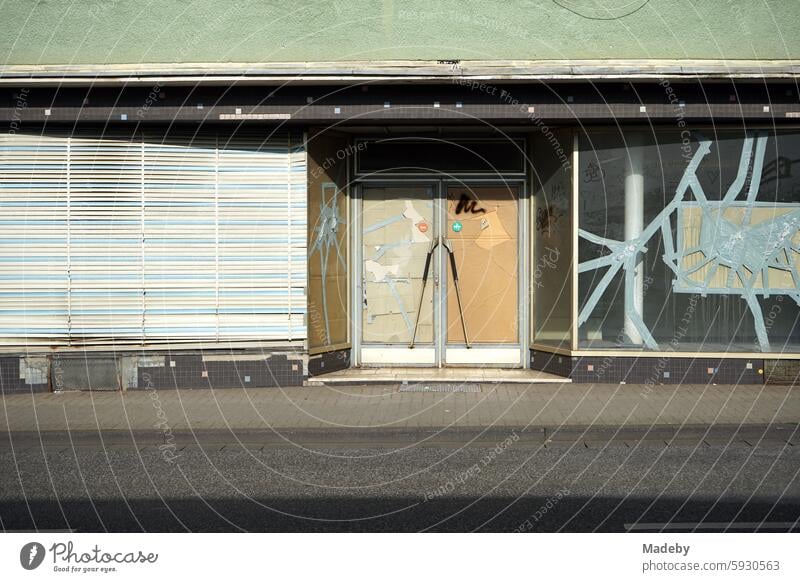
0;383;797;434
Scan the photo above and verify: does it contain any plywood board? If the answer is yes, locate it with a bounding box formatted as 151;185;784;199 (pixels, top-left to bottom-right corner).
446;186;518;344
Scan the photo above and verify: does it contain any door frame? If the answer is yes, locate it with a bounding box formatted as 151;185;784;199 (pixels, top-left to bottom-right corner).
354;180;440;367
441;180;528;368
352;177;529;368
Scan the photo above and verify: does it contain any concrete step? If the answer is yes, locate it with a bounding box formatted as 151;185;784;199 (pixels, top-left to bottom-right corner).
306;367;571;385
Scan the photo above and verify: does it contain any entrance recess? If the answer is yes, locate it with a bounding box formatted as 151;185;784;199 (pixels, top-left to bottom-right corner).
357;182;522;367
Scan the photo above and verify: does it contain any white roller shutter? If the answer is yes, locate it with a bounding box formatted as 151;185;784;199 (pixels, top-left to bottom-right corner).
0;130;306;347
216;134;306;341
0;133;70;346
143;133;218;342
69;134;144;344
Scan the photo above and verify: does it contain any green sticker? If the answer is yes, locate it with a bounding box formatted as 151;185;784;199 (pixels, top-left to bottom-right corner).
452;221;463;233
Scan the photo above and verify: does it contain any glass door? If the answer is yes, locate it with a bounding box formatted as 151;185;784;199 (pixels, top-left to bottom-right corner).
357;182;522;367
359;185;438;365
443;185;521;365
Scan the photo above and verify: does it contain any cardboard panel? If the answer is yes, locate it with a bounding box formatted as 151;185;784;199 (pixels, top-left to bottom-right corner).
446;186;518;344
307;131;350;352
361;187;434;344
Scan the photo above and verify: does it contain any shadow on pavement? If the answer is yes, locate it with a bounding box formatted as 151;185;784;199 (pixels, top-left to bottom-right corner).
1;497;797;532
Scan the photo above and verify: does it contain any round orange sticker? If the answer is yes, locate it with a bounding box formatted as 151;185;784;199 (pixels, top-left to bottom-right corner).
417;222;428;233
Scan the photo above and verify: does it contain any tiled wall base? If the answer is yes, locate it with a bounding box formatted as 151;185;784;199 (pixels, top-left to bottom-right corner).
0;356;49;394
531;351;772;384
132;351;305;390
4;349;793;390
308;349;351;376
0;350;306;392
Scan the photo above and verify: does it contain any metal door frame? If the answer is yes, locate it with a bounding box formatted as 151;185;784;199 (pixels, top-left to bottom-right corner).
353;180;441;367
352;177;528;368
441;180;527;368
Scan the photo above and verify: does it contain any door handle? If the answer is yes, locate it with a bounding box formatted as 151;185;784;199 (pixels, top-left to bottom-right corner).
362;278;368;308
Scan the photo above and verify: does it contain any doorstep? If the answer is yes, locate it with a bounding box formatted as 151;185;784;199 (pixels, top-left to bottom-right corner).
305;366;571;385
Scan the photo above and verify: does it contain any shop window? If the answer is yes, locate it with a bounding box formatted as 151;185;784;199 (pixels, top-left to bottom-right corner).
532;130;573;350
577;129;800;353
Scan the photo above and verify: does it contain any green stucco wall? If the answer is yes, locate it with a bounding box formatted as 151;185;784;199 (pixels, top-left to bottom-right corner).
1;0;798;65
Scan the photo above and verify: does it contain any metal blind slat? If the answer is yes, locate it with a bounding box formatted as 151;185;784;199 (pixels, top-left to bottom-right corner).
0;131;307;346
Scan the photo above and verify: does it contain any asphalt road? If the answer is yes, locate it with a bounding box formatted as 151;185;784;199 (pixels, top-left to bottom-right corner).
1;433;798;532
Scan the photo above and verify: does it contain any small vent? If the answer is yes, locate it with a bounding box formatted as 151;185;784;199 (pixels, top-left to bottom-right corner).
399;383;481;393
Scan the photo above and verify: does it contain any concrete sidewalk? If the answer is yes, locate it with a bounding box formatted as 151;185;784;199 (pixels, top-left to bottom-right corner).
0;383;797;437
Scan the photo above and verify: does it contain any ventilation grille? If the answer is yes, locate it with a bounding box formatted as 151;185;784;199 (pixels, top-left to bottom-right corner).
399;383;481;393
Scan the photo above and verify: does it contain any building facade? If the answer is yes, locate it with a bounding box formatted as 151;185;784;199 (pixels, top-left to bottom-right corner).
1;2;798;390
